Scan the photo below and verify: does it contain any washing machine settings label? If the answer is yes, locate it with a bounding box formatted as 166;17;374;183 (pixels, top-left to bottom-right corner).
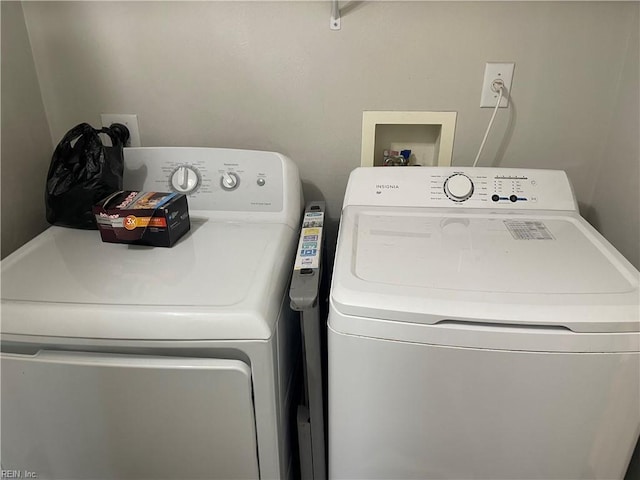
294;211;324;270
504;220;555;240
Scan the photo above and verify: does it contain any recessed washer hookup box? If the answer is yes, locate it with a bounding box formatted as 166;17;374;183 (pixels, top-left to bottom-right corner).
93;191;190;247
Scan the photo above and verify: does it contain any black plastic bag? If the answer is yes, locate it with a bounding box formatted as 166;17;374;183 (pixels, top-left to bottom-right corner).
45;122;130;229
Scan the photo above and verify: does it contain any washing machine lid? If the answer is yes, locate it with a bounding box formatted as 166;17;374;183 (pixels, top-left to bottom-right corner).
331;206;640;333
1;220;296;340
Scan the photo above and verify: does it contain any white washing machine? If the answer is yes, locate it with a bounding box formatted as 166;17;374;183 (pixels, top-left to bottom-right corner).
1;147;303;480
328;167;640;479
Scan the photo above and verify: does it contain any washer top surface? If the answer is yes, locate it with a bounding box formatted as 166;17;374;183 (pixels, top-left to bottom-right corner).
330;167;640;334
349;208;634;295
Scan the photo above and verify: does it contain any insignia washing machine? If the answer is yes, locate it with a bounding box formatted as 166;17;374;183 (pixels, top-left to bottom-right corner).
328;167;639;479
1;147;303;480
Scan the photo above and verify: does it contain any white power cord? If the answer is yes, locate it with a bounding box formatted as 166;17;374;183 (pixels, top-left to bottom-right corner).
472;80;506;167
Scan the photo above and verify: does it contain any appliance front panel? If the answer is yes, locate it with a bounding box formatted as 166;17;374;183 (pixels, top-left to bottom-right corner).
1;351;259;480
328;329;640;480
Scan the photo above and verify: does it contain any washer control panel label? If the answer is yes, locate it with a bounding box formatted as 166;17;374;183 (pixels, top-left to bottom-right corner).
294;211;324;270
504;220;555;240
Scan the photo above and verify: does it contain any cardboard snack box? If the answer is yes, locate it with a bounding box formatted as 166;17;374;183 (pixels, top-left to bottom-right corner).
93;191;190;247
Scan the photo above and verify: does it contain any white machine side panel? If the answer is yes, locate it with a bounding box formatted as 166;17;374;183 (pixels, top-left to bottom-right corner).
328;329;640;480
1;351;259;480
343;167;577;211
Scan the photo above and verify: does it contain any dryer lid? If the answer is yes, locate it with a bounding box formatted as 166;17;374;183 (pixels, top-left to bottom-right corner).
330;206;640;333
1;220;296;340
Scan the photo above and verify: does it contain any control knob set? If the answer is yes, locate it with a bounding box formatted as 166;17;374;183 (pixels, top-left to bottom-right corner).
170;166;243;194
444;173;474;202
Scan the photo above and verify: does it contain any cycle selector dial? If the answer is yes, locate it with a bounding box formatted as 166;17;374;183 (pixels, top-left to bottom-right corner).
444;174;474;202
170;165;200;194
221;172;240;191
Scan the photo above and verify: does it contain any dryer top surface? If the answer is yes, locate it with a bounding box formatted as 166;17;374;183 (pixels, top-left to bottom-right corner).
2;220;296;340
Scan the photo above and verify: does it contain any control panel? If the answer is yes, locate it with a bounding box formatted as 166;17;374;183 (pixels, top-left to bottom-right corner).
491;174;540;204
122;147;285;212
344;167;578;212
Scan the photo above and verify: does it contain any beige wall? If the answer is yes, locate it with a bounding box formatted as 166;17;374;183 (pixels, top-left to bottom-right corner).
587;6;639;269
4;1;639;268
2;0;639;474
1;1;53;258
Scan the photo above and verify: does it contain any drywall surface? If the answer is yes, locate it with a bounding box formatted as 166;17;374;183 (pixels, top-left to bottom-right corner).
1;1;52;259
20;1;639;260
587;7;639;270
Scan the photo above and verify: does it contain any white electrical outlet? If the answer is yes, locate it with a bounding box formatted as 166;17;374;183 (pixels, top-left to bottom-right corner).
480;63;515;108
100;114;141;147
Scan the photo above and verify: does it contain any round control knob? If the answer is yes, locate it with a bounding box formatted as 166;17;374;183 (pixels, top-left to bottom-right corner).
444;174;474;202
221;172;240;191
170;165;200;194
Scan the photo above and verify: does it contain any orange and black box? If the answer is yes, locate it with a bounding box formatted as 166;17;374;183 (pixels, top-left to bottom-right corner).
93;191;190;247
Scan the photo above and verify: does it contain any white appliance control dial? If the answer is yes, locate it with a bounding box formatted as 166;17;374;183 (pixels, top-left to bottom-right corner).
170;165;200;194
221;172;240;191
444;174;474;202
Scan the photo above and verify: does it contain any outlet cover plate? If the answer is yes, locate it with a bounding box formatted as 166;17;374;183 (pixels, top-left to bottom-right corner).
480;63;515;108
100;114;141;147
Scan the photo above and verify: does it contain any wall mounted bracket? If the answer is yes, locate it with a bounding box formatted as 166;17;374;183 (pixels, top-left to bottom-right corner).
330;0;341;30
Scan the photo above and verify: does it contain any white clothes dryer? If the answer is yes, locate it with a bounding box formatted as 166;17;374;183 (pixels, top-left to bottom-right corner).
328;167;639;479
1;147;303;480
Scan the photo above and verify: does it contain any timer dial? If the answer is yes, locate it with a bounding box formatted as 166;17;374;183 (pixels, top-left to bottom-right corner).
170;165;200;194
444;174;474;202
221;172;240;191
